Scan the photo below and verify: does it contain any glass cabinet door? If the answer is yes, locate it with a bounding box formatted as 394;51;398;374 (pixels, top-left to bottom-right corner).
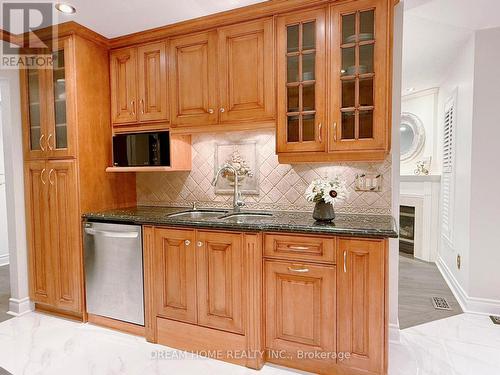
277;9;326;153
26;69;44;153
330;0;388;152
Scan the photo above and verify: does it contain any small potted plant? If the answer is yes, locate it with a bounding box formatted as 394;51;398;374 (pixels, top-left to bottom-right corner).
305;177;348;222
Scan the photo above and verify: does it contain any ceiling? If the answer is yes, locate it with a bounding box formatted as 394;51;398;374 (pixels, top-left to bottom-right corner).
2;0;268;38
402;0;500;92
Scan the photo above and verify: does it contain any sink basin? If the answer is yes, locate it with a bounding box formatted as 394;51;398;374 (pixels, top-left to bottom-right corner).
167;209;228;220
219;212;273;223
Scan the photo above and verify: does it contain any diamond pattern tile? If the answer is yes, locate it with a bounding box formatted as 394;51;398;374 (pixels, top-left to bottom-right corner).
137;130;392;214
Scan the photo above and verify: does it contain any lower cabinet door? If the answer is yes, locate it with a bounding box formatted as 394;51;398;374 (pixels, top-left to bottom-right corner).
337;238;386;374
47;159;81;312
196;231;245;334
154;228;197;324
265;260;336;372
25;161;52;305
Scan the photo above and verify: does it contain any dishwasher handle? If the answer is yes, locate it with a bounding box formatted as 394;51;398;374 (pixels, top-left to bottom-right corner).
85;227;139;239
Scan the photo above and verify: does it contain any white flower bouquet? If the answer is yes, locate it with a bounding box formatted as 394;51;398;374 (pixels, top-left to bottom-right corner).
305;177;348;207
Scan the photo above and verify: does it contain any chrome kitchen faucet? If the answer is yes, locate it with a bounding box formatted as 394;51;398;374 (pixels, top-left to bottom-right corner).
212;163;245;212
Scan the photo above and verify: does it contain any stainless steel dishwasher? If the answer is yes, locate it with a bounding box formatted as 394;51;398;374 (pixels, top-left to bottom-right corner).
83;222;144;326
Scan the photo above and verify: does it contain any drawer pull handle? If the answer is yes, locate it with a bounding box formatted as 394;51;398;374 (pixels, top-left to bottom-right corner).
288;266;309;273
288;245;310;251
343;250;347;273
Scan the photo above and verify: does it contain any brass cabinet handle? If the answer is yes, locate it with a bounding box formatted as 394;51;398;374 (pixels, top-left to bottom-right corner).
207;108;214;114
140;99;144;114
288;245;310;251
220;108;225;113
318;123;322;143
47;134;53;151
197;241;203;247
40;168;46;185
48;169;55;186
39;134;45;152
184;240;191;246
288;265;309;273
333;122;338;142
130;100;136;115
343;250;347;273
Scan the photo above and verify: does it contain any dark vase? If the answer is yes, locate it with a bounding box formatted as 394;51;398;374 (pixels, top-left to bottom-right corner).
312;199;335;222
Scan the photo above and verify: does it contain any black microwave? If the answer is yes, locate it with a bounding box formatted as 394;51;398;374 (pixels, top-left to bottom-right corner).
112;131;170;167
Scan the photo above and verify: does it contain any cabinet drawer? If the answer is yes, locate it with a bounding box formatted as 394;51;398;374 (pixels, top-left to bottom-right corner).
263;233;335;264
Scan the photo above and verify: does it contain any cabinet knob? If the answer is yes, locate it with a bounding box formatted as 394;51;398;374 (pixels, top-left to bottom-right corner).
208;108;214;114
184;240;191;246
219;108;225;113
197;241;203;247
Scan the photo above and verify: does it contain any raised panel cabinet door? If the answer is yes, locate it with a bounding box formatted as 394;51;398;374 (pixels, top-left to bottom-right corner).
276;8;327;153
196;231;245;334
25;161;52;305
47;159;82;312
45;37;76;158
264;260;336;373
337;238;386;374
169;31;218;126
154;228;197;324
329;0;389;152
218;18;275;123
110;47;138;124
137;42;168;122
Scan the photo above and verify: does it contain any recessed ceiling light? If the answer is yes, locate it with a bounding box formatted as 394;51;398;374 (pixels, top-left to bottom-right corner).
55;3;76;14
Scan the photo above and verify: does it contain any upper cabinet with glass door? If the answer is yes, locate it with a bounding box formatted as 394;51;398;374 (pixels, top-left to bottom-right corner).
276;8;326;154
329;0;390;158
21;37;75;160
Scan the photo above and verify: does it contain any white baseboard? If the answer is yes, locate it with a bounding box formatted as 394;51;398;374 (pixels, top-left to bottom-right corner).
389;323;401;343
436;255;500;316
0;253;9;266
7;297;33;317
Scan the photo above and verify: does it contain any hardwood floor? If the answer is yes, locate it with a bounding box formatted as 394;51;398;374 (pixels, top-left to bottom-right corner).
398;254;462;329
0;265;12;323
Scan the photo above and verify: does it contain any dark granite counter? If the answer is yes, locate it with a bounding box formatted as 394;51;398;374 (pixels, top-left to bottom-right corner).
83;206;398;238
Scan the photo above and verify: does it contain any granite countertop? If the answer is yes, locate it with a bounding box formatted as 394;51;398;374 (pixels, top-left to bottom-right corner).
83;206;398;239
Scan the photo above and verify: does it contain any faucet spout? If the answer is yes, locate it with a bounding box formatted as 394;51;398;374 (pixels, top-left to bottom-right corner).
212;163;246;212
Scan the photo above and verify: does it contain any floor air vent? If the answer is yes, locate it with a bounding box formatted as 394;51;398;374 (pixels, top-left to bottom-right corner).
431;296;452;310
490;316;500;325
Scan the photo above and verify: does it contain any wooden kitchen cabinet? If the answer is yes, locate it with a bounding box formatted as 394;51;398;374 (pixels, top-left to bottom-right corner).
21;29;137;319
169;31;218;126
21;37;76;160
110;41;168;126
337;238;386;374
264;260;336;373
218;18;275;123
25;159;81;312
276;8;327;154
196;231;245;334
153;228;197;324
277;0;393;163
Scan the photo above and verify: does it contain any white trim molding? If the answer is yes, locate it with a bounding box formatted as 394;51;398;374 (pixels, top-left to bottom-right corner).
437;255;500;316
8;296;33;317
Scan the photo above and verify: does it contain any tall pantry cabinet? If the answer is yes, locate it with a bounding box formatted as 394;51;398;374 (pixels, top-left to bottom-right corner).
21;28;136;318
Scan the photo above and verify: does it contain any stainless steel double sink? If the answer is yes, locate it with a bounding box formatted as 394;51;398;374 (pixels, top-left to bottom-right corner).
167;209;273;223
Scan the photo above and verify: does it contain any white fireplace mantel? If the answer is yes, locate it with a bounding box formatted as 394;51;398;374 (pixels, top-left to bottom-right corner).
400;175;441;262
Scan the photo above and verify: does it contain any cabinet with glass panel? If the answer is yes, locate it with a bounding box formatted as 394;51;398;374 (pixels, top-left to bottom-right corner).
277;0;392;162
21;37;74;159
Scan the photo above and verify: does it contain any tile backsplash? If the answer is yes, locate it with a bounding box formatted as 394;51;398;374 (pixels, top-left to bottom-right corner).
137;130;392;215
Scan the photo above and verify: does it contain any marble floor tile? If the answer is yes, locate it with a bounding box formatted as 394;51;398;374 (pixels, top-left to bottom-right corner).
0;312;499;375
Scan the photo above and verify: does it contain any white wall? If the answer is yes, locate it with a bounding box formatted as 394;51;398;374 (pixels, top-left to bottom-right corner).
468;27;500;304
0;101;8;266
400;88;440;175
437;34;475;297
0;50;31;314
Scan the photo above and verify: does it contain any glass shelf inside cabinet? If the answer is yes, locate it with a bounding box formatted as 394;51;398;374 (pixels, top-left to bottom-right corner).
52;49;68;149
27;69;41;151
286;21;318;144
340;9;375;141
